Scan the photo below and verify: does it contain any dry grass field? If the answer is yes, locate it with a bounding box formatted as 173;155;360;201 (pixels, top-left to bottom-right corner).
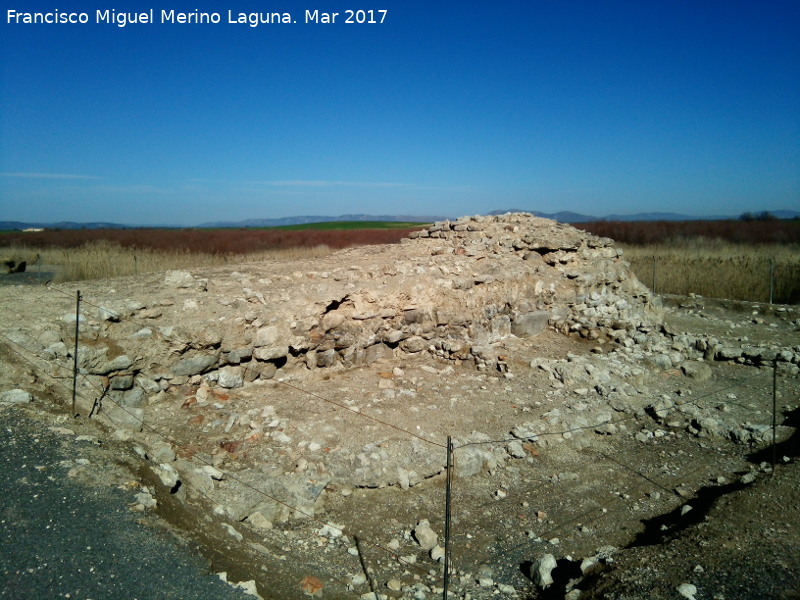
0;225;423;283
578;219;800;304
2;219;798;303
620;241;799;304
1;241;337;282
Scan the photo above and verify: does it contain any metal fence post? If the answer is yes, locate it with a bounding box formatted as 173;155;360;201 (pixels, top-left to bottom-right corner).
443;436;453;600
651;256;656;294
72;290;81;417
772;359;778;473
769;259;775;304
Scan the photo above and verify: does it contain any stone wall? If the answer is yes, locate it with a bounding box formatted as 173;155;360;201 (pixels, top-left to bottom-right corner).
54;213;664;395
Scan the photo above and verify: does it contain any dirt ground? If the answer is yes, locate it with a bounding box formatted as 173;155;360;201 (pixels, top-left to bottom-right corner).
0;260;798;600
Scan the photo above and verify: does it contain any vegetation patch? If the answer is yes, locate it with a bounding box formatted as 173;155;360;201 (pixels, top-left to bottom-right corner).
270;220;430;231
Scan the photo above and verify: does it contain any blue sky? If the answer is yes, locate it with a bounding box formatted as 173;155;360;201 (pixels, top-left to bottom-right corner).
1;1;798;225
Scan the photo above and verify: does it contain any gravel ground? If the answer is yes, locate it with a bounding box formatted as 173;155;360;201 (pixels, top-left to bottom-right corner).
0;404;254;600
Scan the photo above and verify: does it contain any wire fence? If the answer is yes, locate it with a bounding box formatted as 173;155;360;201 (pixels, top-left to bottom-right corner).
0;281;795;600
626;254;800;304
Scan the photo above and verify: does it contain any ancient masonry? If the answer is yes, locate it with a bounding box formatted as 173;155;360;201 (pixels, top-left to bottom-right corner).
73;213;662;397
3;212;799;528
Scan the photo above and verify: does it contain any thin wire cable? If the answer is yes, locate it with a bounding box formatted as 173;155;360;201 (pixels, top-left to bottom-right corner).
0;332;434;581
39;282;447;449
453;371;769;453
275;378;446;448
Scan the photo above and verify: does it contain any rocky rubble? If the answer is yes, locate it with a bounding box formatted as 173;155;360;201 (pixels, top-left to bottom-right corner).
75;213;662;394
1;213;798;600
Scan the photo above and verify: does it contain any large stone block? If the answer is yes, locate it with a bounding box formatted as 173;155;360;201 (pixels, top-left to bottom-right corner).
255;325;280;347
172;353;218;376
0;389;33;404
511;311;550;337
365;343;394;363
253;346;288;361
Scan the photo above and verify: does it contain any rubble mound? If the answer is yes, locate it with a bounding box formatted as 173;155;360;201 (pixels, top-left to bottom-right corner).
107;213;660;387
2;213;800;600
1;214;665;525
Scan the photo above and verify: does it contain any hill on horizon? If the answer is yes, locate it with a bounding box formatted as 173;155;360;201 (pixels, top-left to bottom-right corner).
2;209;797;231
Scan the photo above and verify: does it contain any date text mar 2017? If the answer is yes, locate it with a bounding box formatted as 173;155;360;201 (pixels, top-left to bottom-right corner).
305;10;387;24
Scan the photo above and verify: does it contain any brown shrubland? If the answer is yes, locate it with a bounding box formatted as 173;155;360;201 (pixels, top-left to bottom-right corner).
0;227;422;284
1;221;798;303
576;218;800;245
620;241;799;304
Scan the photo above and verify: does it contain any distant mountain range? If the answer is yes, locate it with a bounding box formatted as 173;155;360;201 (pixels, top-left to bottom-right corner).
0;220;137;230
2;209;797;231
195;213;451;228
488;209;800;223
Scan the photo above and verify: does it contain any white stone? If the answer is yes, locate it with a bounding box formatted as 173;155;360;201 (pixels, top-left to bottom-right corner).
222;523;243;541
201;465;225;480
0;389;33;404
533;554;557;589
246;511;274;531
153;463;180;489
413;519;438;550
318;522;345;539
676;582;697;599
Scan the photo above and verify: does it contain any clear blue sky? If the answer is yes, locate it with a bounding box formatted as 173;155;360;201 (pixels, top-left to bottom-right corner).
1;1;798;225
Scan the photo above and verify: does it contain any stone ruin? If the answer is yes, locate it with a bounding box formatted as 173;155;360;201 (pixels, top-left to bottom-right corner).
20;213;670;525
4;212;799;600
99;212;661;386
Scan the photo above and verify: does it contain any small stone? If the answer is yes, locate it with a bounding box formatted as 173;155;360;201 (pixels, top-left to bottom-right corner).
218;367;244;389
152;463;180;489
301;575;324;597
48;426;75;435
413;520;438;550
680;361;712;380
318;522;344;539
386;579;403;591
201;465;225;480
221;523;243;541
234;580;261;598
676;582;697;599
133;492;157;509
497;583;517;595
246;511;274;531
580;557;599;575
533;554;557;589
0;389;33;404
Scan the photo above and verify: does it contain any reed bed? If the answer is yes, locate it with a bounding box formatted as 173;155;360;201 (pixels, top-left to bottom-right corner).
0;225;423;284
3;225;799;305
2;241;335;283
620;240;800;304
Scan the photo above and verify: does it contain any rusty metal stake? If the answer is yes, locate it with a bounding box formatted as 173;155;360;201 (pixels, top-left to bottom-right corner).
72;290;81;417
443;436;453;600
772;359;778;473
